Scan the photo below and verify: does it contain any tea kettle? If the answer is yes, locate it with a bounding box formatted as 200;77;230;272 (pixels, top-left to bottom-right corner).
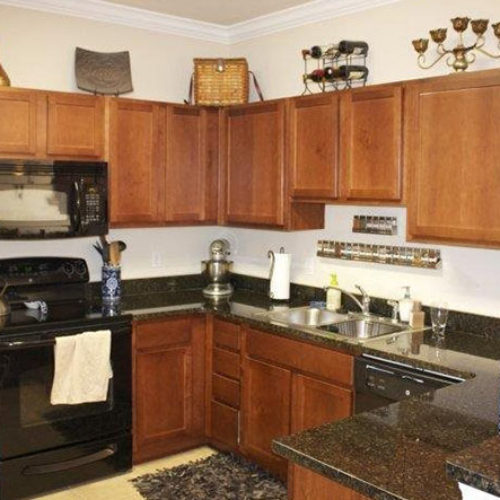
0;281;10;316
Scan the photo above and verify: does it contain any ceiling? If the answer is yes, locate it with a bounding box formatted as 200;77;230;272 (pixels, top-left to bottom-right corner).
104;0;313;25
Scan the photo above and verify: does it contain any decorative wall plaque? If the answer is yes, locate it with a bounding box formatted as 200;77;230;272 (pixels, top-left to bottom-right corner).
75;47;133;95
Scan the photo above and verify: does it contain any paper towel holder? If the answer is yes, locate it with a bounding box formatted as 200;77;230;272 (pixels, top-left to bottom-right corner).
268;247;286;300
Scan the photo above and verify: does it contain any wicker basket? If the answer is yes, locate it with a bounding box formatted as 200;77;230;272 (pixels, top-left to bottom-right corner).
193;58;249;106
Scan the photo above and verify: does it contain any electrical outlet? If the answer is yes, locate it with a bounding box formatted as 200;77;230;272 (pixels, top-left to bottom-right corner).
151;251;163;268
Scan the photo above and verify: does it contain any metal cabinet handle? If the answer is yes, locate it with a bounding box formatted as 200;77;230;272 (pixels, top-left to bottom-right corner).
366;364;395;376
0;339;55;351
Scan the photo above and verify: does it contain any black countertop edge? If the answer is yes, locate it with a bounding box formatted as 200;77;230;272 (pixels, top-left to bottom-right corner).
446;437;500;496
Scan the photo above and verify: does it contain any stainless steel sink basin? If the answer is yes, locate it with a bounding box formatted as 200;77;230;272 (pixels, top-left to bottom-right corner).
319;319;405;339
266;307;347;327
255;306;409;343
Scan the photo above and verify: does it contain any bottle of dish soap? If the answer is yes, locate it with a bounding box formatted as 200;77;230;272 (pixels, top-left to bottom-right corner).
399;286;414;323
326;273;342;311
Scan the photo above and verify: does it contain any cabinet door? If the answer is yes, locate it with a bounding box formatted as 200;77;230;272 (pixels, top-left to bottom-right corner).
134;316;205;463
291;374;352;433
340;85;403;202
241;356;291;477
222;101;285;227
164;105;218;223
406;71;500;246
0;89;38;156
288;93;339;200
290;464;370;500
46;93;104;158
109;99;165;225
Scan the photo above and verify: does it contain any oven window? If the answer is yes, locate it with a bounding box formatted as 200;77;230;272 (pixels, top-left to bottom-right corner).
0;181;71;234
19;362;113;428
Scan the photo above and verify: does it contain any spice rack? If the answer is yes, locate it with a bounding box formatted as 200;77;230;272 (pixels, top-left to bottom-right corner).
317;240;441;269
352;216;397;235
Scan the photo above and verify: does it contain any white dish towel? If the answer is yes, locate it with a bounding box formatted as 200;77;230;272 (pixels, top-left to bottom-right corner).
51;330;113;405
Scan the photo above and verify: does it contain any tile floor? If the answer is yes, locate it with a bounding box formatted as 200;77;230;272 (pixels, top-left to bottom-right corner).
36;446;216;500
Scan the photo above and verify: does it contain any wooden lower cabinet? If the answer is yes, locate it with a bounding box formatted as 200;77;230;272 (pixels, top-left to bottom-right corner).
134;315;354;481
207;318;242;452
290;464;369;500
240;327;354;479
240;357;291;478
291;373;352;433
133;315;206;463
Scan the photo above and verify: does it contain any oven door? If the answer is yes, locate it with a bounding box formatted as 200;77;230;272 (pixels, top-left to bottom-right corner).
0;323;131;460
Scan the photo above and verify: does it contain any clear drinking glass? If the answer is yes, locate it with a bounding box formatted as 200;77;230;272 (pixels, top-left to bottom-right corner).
430;302;449;336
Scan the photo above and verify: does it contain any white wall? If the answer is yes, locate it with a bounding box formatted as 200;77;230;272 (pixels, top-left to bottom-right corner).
1;1;500;316
0;4;227;281
0;4;228;100
226;0;500;317
233;0;499;99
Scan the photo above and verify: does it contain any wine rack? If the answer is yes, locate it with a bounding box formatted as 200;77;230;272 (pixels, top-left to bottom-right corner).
317;240;441;269
301;41;369;94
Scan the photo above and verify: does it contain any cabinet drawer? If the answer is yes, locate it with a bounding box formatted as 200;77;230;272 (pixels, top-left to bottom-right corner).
213;319;240;351
246;328;353;387
213;348;240;380
135;318;192;350
211;401;238;448
212;373;240;408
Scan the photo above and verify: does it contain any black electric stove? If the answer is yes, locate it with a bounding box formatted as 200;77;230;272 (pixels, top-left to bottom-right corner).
0;257;132;500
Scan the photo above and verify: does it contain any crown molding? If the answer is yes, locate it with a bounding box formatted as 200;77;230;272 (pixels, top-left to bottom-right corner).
0;0;230;43
0;0;403;44
228;0;403;43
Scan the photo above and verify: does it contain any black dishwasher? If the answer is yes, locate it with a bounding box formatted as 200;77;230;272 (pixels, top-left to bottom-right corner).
354;355;463;413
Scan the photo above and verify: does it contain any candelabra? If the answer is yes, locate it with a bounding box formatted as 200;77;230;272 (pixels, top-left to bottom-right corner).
412;17;500;72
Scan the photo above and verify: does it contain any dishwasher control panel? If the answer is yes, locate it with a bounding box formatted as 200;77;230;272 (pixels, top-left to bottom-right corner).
354;356;460;414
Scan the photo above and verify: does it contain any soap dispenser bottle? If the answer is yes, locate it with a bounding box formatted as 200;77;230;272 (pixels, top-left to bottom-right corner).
326;273;342;311
399;286;414;323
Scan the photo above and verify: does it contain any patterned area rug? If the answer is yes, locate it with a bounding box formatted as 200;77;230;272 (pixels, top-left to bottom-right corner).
131;452;287;500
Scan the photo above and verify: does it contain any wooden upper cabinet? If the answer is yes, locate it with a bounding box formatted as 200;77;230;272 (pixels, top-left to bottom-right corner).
288;93;339;200
406;70;500;246
340;84;403;202
46;93;104;158
0;89;39;156
165;105;218;223
222;100;285;227
109;98;165;225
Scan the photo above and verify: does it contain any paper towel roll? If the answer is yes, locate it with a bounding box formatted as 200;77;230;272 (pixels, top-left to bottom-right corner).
269;252;291;300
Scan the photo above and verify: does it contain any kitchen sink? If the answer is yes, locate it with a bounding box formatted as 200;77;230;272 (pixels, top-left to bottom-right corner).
265;307;347;327
318;318;405;339
258;306;409;342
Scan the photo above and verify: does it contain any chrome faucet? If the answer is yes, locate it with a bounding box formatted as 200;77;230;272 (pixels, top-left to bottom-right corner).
324;284;371;315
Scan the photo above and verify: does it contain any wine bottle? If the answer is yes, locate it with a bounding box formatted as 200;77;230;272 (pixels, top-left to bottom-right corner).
337;41;369;56
310;45;323;59
325;65;369;81
305;69;325;82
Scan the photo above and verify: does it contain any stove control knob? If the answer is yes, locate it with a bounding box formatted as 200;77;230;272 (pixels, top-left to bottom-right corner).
75;261;87;276
62;262;74;276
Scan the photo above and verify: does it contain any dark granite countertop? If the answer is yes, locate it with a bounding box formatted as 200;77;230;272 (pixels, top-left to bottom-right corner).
447;436;500;497
103;287;500;499
274;329;500;500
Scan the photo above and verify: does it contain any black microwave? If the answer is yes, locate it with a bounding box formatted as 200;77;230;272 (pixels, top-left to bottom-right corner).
0;160;108;239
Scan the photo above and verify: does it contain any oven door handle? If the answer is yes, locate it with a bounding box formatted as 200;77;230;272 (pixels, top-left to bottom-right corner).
22;445;116;475
70;180;82;232
0;338;55;351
